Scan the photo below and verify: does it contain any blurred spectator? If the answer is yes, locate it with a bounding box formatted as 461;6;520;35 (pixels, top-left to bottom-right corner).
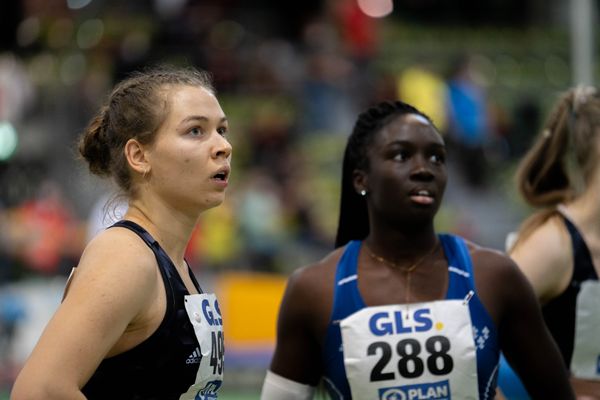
187;199;241;271
245;98;296;176
396;58;448;133
7;180;81;276
235;168;288;272
330;0;377;65
0;53;34;123
299;18;357;135
0;287;26;394
445;53;493;188
508;95;541;159
0;289;26;364
328;0;379;110
0;203;18;284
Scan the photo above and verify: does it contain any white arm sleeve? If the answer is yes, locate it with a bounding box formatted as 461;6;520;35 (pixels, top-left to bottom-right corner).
260;370;316;400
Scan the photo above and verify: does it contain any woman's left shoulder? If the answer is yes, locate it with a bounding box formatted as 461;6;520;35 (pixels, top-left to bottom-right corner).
463;238;524;283
462;238;535;323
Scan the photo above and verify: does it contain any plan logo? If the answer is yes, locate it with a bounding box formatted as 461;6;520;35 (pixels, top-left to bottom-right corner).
194;380;222;400
379;380;451;400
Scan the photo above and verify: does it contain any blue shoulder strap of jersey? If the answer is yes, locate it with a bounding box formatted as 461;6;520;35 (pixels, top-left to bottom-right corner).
331;240;366;321
440;233;476;300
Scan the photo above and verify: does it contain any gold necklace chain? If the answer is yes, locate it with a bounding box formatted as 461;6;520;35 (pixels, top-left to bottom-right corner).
365;241;439;272
365;241;440;319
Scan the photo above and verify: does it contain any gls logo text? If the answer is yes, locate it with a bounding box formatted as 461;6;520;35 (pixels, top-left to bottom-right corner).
369;308;433;336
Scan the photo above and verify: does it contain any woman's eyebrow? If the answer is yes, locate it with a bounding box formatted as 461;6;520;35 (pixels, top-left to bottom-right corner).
179;115;228;125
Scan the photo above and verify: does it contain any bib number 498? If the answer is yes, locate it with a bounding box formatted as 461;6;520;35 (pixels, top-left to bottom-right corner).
210;331;224;375
368;335;453;381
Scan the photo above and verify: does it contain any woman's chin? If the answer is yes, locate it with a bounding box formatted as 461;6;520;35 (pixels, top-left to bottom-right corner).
201;195;226;211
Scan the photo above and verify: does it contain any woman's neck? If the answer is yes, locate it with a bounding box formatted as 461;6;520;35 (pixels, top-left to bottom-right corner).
124;197;197;269
365;223;438;260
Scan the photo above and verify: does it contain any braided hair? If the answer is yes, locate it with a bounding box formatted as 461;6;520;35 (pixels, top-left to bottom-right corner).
334;100;434;248
78;65;214;195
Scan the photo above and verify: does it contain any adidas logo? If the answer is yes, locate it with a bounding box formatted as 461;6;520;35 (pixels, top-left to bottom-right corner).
186;347;202;364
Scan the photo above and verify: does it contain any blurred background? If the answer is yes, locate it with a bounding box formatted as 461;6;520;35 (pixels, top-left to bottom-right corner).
0;0;597;398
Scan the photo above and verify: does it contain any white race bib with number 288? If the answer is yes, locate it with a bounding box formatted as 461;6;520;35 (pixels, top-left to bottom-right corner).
340;300;478;400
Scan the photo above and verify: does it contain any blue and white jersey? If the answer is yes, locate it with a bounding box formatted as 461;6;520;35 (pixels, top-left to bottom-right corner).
322;234;499;399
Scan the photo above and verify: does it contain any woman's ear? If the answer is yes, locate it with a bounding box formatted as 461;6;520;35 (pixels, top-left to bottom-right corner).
353;169;367;195
124;138;150;176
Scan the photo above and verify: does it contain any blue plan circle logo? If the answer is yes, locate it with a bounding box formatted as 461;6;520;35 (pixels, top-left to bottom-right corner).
381;388;407;400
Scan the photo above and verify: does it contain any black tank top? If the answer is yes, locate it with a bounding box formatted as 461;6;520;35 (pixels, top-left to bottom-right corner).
82;220;202;400
542;214;598;368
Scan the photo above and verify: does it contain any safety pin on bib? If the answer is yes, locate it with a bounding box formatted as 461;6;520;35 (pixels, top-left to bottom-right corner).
462;290;474;305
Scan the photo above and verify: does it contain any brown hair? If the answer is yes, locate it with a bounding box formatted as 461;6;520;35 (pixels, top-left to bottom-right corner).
78;65;214;195
513;86;600;248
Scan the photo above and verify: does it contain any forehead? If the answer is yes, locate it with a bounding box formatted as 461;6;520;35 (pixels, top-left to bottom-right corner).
158;85;225;125
374;113;443;146
163;85;223;119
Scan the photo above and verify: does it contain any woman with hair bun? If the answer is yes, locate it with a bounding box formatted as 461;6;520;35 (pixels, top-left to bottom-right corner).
499;86;600;399
12;65;231;400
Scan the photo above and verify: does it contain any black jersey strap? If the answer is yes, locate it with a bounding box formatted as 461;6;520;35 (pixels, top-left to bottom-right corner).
559;214;598;283
109;220;202;292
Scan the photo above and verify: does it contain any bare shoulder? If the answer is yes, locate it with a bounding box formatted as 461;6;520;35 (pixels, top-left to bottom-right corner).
463;238;516;274
461;238;532;323
285;247;343;307
465;239;526;291
67;226;159;302
509;215;573;301
269;247;345;382
510;215;571;273
279;246;345;337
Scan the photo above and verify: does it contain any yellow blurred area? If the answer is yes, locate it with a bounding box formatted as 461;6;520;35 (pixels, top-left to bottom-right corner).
195;201;241;266
216;272;287;350
396;65;448;132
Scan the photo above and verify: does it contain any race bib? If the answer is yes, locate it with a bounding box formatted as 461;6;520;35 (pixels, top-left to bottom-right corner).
180;293;224;400
571;281;600;380
340;300;478;400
